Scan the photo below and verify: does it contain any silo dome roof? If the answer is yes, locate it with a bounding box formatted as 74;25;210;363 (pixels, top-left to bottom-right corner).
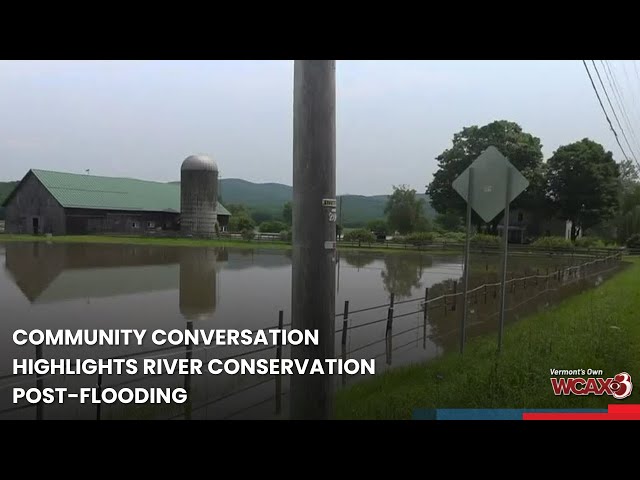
181;154;218;172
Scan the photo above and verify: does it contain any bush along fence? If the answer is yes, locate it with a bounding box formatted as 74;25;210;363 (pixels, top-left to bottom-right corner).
0;252;625;420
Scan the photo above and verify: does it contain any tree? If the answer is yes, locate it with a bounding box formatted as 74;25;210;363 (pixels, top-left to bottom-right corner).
384;185;428;234
259;220;288;233
226;204;251;217
251;210;274;225
343;229;375;246
282;201;292;225
434;210;463;231
366;219;388;236
546;138;620;240
241;229;255;241
229;214;255;233
427;120;546;230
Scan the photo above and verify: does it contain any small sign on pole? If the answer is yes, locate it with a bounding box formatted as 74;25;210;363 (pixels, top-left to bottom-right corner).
452;146;529;353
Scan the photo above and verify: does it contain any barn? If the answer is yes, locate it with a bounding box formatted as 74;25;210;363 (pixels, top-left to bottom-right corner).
1;169;231;235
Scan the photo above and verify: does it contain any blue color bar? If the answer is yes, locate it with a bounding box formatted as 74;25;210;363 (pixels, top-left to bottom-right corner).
412;408;607;420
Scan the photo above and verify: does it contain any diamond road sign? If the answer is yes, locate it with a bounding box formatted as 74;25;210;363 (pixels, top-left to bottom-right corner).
452;146;529;223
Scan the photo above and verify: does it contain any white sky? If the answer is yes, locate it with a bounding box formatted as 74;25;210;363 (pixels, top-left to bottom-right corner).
0;60;634;195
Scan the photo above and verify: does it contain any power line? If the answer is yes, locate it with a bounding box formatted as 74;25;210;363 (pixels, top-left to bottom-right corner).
601;60;640;158
582;60;632;164
591;60;637;162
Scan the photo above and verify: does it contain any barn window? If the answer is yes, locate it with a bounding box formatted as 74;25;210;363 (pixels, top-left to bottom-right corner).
517;212;524;222
147;221;155;228
132;221;139;229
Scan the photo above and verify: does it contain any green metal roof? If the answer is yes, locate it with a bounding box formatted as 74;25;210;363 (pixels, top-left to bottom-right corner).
18;169;231;216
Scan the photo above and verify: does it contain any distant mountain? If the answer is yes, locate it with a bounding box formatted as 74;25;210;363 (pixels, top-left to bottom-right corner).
1;175;435;227
213;178;436;227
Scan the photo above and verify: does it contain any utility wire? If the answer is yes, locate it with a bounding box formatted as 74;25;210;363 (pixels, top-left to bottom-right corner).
601;60;640;158
591;60;637;162
582;60;632;164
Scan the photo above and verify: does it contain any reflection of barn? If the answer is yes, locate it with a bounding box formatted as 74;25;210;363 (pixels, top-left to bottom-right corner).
1;169;231;235
3;244;224;321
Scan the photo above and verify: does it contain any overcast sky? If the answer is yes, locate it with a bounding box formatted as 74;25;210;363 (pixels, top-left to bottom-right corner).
0;60;634;195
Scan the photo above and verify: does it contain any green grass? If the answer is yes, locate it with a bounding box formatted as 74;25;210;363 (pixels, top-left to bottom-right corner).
0;234;292;250
0;234;463;255
335;257;640;419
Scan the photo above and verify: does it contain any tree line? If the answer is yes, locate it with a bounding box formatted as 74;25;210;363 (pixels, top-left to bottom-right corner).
426;120;634;244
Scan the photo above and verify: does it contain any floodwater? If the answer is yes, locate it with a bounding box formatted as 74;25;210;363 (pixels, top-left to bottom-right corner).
0;241;621;420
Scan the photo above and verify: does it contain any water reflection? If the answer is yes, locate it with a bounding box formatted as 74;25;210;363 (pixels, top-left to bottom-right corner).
342;251;376;269
1;241;613;420
380;253;430;299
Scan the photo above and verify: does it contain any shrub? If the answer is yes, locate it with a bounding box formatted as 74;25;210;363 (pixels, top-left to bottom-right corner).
470;233;500;245
241;229;255;241
404;232;435;246
574;237;605;248
531;236;573;249
434;231;466;243
229;214;255;233
279;230;292;242
626;233;640;249
344;229;375;245
259;220;288;233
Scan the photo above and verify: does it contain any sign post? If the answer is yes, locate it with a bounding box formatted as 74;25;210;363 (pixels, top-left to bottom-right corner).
497;167;512;352
460;167;474;354
452;146;529;353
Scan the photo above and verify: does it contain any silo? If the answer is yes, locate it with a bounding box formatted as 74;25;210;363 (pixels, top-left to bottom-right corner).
180;154;218;237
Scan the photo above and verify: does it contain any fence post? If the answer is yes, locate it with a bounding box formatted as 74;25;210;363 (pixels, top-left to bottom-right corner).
452;281;457;311
484;284;488;304
341;301;349;355
422;288;429;350
385;293;395;337
96;372;103;421
275;310;284;415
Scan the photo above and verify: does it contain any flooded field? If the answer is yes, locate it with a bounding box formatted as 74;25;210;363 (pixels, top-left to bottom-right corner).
0;241;623;419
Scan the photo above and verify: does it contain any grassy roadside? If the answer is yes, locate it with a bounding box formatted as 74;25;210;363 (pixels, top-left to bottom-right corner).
335;257;640;419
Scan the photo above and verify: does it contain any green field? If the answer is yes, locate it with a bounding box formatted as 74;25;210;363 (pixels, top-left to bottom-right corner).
335;257;640;419
0;234;293;250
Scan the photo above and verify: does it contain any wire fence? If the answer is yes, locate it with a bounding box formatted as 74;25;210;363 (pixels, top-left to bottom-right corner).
0;251;625;420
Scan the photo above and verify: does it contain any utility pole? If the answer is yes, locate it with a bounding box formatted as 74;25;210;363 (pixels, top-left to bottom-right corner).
290;60;336;420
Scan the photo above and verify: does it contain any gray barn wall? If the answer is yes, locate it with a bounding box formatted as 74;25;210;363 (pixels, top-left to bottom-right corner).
5;172;66;235
64;209;179;235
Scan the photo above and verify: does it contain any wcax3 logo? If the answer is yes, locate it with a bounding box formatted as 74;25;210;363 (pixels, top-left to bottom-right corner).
549;370;633;400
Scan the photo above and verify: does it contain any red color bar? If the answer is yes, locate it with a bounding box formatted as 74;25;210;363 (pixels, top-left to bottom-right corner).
524;413;640;420
607;404;640;414
524;405;640;420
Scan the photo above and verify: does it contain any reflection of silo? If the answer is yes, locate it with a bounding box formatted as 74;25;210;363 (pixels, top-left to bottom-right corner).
180;154;218;237
179;248;218;321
